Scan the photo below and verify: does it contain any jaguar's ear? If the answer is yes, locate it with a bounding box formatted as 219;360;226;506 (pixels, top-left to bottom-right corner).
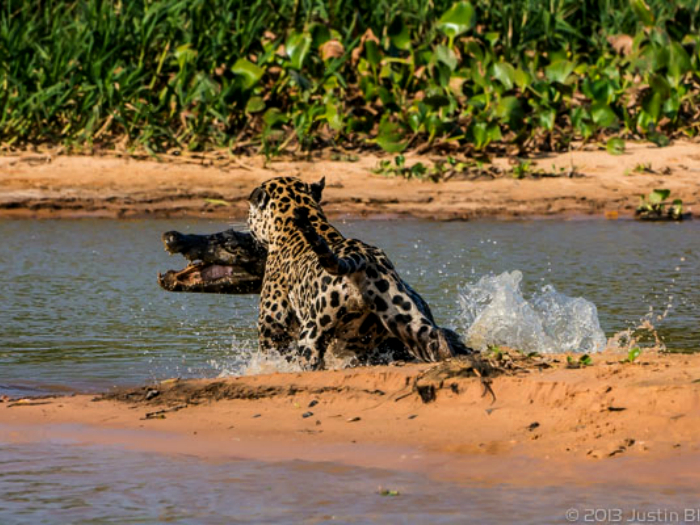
249;186;269;209
310;177;325;204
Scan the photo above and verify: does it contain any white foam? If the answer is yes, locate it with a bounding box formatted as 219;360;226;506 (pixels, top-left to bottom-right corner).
456;270;606;354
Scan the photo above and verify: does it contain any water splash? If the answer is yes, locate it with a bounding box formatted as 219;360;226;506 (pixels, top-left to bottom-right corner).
238;348;303;376
607;311;666;353
455;270;606;354
608;253;692;353
210;335;358;376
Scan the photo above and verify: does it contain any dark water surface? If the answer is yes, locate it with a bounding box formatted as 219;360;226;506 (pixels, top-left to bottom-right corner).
1;218;698;395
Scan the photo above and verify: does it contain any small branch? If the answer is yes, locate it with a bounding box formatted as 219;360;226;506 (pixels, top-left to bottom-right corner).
142;404;188;420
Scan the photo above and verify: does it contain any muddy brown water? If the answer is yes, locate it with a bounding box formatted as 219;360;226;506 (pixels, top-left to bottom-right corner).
0;434;697;525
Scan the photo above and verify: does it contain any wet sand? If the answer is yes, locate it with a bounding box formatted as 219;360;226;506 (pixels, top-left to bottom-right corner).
2;350;699;487
1;141;699;220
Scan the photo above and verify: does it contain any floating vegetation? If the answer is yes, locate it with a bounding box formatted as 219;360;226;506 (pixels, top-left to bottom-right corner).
635;189;690;221
566;354;593;369
626;346;642;363
3;1;700;157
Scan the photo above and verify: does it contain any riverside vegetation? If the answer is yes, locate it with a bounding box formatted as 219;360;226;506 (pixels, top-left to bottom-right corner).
2;0;700;160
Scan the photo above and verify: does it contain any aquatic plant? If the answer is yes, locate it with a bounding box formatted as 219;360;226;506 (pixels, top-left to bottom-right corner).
566;354;593;368
626;346;642;362
373;156;432;181
2;0;700;157
636;189;686;220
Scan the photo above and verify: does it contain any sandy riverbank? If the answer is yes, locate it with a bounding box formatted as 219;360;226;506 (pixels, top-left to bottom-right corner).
2;350;699;487
1;142;699;220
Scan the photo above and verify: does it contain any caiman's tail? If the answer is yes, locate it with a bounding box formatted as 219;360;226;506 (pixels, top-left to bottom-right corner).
293;207;365;276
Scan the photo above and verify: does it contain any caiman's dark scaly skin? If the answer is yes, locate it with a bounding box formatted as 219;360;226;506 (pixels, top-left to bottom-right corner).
158;229;265;293
162;228;267;273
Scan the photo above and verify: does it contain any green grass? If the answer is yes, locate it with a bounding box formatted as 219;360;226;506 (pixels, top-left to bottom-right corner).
2;0;700;157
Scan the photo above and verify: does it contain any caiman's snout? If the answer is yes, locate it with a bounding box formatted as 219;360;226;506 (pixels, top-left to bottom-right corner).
161;231;204;261
162;231;186;254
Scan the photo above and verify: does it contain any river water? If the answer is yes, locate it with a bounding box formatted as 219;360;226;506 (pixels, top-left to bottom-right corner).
1;218;697;395
1;218;698;523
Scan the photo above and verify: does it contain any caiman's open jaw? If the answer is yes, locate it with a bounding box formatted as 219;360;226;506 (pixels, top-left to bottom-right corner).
157;262;262;293
158;230;265;294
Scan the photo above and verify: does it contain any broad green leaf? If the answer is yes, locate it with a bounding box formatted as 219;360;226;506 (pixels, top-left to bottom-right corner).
650;45;669;72
574;63;589;75
492;62;515;90
469;93;488;110
323;102;343;131
647;131;670;147
424;114;444;135
438;2;476;40
263;107;288;127
671;199;684;217
649;188;670;203
436;45;458;71
584;78;615;104
641;92;663;122
409;162;427;178
668;42;691;84
388;18;411;51
571;107;594;138
375;120;407;153
606;137;625;155
435;62;453;87
365;40;382;67
538;108;556;131
463;39;484;61
514;68;532;89
495;96;523;129
579;354;593;367
627;347;641;362
485;32;499;46
664;91;680;116
286;32;312;70
545;60;575;84
377;86;395;106
591;103;618;128
310;24;331;49
424;85;451;108
642;76;669;123
471;122;500;149
232;58;264;89
288;69;312;90
580;122;595;139
174;43;196;69
472;122;489;149
630;0;654;27
407;112;422;132
245;96;265;114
